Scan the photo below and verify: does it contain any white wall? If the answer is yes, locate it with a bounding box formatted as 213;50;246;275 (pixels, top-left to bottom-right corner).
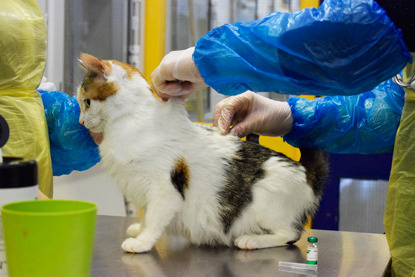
37;0;65;90
53;163;126;216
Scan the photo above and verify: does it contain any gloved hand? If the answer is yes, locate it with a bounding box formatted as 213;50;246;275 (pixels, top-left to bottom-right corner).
213;91;293;138
151;47;208;100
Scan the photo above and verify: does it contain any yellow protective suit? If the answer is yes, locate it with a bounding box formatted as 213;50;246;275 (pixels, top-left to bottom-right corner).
0;0;53;197
385;53;415;276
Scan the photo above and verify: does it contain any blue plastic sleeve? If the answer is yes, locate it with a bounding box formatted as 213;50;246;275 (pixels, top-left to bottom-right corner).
283;79;405;154
193;0;411;96
39;90;100;176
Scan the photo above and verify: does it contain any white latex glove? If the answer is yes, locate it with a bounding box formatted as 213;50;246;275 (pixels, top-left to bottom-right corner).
37;77;57;92
213;91;293;138
151;47;208;100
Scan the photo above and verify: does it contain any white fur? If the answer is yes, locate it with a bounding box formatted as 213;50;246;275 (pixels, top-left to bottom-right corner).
78;62;317;253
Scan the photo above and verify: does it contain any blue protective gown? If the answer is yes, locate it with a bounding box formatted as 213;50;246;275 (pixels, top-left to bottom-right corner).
192;0;411;154
283;79;405;154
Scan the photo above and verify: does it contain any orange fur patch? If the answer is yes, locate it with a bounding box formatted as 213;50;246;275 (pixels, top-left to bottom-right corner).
110;60;144;79
175;157;190;183
82;81;120;101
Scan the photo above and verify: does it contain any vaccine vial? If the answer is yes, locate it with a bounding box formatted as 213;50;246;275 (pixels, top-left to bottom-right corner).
306;237;318;264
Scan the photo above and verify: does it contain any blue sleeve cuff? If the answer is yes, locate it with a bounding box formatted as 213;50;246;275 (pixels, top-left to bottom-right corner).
283;79;405;154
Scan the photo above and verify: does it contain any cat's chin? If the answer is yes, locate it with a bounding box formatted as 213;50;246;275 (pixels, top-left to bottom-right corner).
89;131;103;145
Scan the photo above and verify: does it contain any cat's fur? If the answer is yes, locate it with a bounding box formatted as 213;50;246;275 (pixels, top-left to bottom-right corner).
77;53;328;253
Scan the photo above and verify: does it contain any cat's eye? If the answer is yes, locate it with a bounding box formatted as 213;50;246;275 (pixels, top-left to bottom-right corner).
84;99;91;108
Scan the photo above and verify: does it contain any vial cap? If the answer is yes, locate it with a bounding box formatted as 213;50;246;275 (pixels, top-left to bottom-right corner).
308;237;318;243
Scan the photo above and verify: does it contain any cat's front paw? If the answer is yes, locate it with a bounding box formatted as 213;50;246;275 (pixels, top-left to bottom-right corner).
121;237;154;253
234;235;259;250
126;223;142;237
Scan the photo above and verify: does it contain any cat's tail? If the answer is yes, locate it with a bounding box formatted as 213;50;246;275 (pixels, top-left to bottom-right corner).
299;148;329;198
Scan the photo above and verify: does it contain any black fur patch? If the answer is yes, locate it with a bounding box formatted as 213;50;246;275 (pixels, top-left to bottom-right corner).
245;133;259;144
218;141;302;234
171;157;189;199
299;148;329;197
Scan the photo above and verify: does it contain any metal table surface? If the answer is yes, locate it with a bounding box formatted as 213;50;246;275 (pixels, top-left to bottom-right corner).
92;215;390;277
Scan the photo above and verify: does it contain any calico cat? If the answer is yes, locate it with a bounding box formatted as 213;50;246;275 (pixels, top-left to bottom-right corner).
77;53;328;253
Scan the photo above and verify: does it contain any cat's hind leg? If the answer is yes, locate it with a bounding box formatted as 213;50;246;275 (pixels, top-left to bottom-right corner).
234;233;296;250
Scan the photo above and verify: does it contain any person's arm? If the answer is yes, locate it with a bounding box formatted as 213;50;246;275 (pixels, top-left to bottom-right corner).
38;90;101;176
194;0;410;97
283;79;405;154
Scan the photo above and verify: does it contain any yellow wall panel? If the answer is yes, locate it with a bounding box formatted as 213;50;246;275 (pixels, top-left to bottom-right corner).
144;0;166;81
259;136;301;161
300;0;320;9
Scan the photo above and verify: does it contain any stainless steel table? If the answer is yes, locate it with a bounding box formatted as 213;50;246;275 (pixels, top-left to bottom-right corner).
92;215;390;276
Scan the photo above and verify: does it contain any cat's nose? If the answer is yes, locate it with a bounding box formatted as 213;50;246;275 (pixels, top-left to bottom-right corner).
79;120;84;126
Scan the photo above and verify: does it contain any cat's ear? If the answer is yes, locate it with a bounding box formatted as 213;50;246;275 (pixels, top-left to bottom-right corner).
79;53;112;78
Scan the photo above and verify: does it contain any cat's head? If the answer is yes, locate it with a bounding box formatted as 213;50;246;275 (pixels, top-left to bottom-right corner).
77;53;153;133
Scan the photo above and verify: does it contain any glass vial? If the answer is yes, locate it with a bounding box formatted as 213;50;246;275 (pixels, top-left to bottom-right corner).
306;237;318;264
